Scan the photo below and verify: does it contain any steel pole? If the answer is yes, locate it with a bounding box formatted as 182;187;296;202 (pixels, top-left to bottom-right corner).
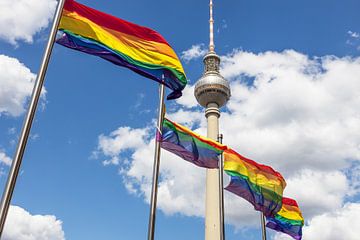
218;134;225;240
0;0;65;237
147;83;166;240
261;213;267;240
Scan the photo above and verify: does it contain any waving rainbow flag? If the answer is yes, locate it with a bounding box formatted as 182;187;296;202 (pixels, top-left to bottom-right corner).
159;118;227;168
224;149;286;217
57;0;187;99
266;197;304;240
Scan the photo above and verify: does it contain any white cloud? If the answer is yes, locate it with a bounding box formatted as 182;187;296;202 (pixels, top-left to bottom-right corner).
95;49;360;230
96;126;150;166
348;30;360;39
166;108;204;129
217;19;228;33
284;169;349;218
7;127;16;135
30;133;40;141
346;31;360;49
303;203;360;240
181;44;207;62
220;50;360;175
274;203;360;240
3;205;65;240
175;85;198;108
0;0;57;45
0;150;12;166
0;55;46;117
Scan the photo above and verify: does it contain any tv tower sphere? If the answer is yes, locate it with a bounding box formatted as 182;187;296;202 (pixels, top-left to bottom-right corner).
194;51;230;108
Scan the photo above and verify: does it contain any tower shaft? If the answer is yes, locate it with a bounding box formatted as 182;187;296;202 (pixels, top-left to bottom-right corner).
205;103;221;240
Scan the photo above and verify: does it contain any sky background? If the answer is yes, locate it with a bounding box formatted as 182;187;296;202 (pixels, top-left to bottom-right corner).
1;0;360;239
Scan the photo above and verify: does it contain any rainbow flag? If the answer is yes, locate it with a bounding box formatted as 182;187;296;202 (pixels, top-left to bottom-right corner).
56;0;187;100
224;149;286;217
158;118;227;168
266;197;304;240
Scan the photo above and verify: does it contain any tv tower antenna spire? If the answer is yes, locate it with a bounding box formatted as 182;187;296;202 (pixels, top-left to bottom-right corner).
209;0;215;52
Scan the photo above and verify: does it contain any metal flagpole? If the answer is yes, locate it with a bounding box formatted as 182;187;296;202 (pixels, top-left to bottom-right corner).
261;213;267;240
218;134;225;240
0;0;65;237
147;82;166;240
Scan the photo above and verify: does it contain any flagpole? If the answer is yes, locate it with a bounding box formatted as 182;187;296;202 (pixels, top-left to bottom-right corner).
218;134;225;240
0;0;65;236
147;82;166;240
261;213;267;240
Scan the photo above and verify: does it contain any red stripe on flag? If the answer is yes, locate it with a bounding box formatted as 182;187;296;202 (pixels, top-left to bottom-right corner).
64;0;171;46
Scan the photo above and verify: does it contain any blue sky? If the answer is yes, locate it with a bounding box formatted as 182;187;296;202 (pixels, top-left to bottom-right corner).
1;0;360;239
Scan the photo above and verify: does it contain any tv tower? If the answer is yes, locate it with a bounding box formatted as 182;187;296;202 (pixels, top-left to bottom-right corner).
194;0;231;239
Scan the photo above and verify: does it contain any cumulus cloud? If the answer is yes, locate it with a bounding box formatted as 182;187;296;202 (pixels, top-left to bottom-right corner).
0;0;57;45
96;126;150;166
0;55;46;117
219;50;360;175
95;49;360;230
0;150;12;166
181;44;207;62
284;169;349;218
346;31;360;50
348;30;360;39
175;85;198;109
3;205;65;240
303;203;360;240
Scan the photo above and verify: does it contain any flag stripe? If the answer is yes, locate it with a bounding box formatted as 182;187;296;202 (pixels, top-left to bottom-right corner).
282;197;299;207
274;215;303;226
224;160;285;194
159;118;227;168
266;219;302;240
225;174;283;217
278;206;304;222
224;148;286;217
61;9;178;59
224;149;286;190
224;149;285;180
63;0;170;45
225;168;284;197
